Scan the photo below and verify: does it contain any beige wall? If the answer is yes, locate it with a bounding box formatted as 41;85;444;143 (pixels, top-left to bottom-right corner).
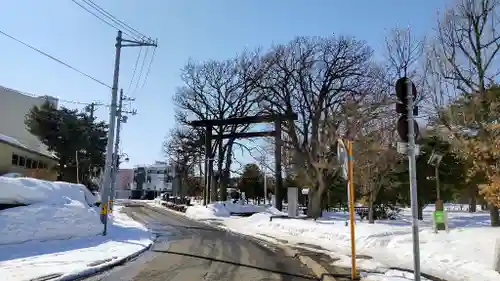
0;142;58;177
0;86;58;155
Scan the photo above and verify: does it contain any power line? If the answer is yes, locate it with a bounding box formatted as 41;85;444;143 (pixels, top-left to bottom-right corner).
0;29;111;89
18;89;108;107
71;0;152;43
131;47;149;95
82;0;149;40
126;48;142;95
70;0;157;96
139;46;157;90
70;0;135;39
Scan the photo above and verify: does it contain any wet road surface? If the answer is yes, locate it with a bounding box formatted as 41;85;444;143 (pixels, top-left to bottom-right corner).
82;205;318;281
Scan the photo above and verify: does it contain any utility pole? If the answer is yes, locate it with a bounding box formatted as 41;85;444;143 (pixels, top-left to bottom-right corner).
89;102;96;119
85;102;101;119
100;30;157;236
109;89;136;212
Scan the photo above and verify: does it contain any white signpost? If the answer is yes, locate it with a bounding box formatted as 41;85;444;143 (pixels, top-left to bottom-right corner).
337;139;349;203
287;187;299;217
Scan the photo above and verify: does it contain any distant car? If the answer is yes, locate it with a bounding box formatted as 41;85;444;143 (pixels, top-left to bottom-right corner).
1;173;24;178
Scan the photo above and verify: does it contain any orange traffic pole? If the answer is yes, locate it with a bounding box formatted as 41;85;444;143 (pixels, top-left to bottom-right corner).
347;139;357;280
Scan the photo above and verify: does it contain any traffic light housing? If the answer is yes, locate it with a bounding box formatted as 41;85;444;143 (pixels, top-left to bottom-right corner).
395;77;418;116
395;77;420;143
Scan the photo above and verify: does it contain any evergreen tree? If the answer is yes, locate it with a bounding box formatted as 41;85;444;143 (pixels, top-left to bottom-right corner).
238;163;263;200
25;101;108;183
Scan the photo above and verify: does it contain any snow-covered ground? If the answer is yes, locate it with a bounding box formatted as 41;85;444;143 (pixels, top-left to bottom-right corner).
0;177;154;281
153;199;500;281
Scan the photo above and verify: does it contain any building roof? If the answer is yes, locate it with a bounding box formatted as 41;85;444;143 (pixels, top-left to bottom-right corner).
0;133;58;161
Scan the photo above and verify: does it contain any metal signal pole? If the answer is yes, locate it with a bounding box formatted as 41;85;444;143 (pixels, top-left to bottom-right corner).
100;30;157;236
406;79;421;281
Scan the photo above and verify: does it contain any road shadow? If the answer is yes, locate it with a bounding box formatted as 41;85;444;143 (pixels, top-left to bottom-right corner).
152;249;319;280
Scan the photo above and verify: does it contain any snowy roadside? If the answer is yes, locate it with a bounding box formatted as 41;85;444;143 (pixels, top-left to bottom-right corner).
0;177;154;281
149;199;500;281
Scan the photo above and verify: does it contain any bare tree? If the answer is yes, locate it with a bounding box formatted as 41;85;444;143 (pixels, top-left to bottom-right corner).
163;127;203;197
385;27;425;79
255;35;387;217
354;116;400;223
427;0;500;224
173;51;262;201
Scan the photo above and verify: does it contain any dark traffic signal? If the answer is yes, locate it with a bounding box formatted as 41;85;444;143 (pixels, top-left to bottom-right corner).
395;77;418;116
395;77;419;143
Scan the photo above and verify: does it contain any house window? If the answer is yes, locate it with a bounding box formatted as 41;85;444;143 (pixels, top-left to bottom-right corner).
26;159;32;169
19;157;25;167
11;154;19;165
32;160;38;169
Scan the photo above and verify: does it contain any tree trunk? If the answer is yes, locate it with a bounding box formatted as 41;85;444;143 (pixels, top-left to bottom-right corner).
368;192;375;224
469;186;477;212
210;140;223;202
221;141;234;201
307;188;322;218
418;204;424;220
490;204;500;227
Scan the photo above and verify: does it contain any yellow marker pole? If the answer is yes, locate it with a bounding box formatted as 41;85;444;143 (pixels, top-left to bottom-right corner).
100;202;108;235
347;139;357;280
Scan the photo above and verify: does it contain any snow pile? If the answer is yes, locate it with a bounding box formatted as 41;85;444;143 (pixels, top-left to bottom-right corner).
0;176;96;206
186;203;231;220
361;270;432;281
0;205;154;281
185;201;286;220
0;201;101;245
0;177;101;245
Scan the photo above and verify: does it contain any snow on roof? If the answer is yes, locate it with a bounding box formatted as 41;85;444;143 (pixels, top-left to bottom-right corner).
0;133;28;149
0;133;58;160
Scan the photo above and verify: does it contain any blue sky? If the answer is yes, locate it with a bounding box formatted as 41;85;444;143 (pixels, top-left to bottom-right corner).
0;0;450;169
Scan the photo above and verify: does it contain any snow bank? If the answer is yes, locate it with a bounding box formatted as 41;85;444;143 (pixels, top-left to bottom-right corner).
220;208;500;281
186;203;231;220
181;202;500;281
0;201;101;245
0;177;101;245
0;177;96;206
185;201;286;220
0;205;154;281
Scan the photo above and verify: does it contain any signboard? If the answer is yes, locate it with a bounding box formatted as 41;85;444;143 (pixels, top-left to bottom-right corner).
287;187;299;217
337;139;348;180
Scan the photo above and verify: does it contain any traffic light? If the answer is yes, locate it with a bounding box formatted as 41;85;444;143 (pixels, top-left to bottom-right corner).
395;77;419;142
395;77;418;116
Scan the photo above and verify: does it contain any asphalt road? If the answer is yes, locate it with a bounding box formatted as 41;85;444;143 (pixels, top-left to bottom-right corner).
83;205;318;281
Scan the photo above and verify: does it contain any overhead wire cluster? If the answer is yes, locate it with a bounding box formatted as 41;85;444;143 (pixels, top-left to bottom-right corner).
71;0;157;99
0;1;156;109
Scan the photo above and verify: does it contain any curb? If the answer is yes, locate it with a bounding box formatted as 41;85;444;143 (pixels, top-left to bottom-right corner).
48;209;156;281
142;202;339;281
52;240;154;281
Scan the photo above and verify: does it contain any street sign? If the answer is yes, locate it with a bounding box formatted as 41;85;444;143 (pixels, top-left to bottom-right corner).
397;116;420;142
337;139;348;180
397;142;421;155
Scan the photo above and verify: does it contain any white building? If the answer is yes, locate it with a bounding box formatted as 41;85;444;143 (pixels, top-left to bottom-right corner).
0;86;58;155
131;161;174;199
